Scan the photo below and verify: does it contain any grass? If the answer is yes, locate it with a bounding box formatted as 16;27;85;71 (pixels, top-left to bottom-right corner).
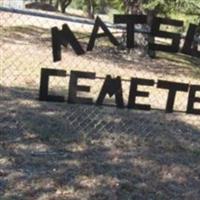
158;52;200;78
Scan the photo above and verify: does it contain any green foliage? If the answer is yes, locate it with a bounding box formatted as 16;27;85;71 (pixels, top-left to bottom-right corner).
70;0;84;10
142;0;177;16
143;0;200;18
69;0;199;27
70;0;124;13
107;0;124;11
176;0;200;15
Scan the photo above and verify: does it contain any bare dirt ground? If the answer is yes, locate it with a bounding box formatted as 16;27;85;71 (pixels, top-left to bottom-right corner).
0;11;200;200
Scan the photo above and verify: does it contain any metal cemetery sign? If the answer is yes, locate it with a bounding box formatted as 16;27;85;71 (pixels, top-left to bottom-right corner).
51;15;200;60
39;15;200;115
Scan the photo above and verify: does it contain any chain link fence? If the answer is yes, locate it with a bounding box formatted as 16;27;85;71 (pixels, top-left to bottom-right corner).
1;4;200;200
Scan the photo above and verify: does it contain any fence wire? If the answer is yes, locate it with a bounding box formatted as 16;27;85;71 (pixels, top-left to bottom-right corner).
1;5;200;200
1;7;200;142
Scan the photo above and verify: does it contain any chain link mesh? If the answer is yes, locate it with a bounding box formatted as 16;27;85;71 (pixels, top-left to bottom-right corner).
0;5;200;199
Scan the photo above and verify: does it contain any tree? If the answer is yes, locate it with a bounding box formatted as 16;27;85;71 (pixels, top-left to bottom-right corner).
176;0;200;17
55;0;72;13
85;0;95;19
124;0;142;14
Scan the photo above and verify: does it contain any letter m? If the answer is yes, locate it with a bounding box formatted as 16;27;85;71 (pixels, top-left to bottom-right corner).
51;24;85;62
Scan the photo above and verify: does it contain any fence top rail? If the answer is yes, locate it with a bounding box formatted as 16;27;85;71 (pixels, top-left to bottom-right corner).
0;6;199;41
0;6;149;33
0;7;129;30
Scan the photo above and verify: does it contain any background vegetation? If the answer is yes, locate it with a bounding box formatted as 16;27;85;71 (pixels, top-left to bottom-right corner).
33;0;200;22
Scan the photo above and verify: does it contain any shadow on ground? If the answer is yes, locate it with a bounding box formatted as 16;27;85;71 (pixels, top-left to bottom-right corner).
0;86;200;200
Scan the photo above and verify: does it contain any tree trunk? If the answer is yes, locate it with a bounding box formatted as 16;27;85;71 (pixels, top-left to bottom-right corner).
55;0;72;13
147;9;156;58
86;0;94;19
99;0;106;14
61;0;65;13
55;0;59;9
124;0;141;15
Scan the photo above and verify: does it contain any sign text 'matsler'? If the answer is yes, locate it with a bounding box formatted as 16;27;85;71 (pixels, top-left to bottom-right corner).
39;15;200;115
51;15;200;61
